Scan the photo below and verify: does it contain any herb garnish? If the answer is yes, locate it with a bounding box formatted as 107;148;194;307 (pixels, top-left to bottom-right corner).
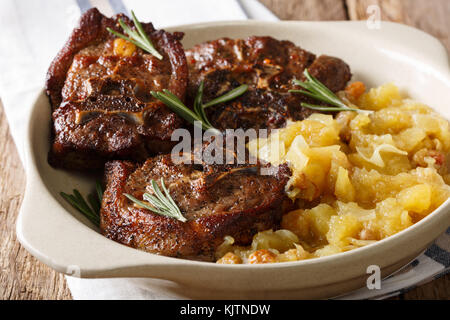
151;82;248;132
289;69;361;112
107;10;163;60
60;181;103;226
124;178;187;222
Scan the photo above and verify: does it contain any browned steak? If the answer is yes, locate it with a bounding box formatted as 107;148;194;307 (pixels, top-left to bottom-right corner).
100;155;292;260
46;8;188;169
186;36;351;131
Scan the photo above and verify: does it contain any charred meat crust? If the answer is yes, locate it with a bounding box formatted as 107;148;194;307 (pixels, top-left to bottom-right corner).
46;8;188;169
187;36;316;96
307;55;352;93
46;7;187;108
49;95;180;169
100;156;292;260
186;36;352;130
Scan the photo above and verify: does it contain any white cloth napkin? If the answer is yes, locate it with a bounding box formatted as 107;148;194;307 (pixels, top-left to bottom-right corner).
1;0;447;300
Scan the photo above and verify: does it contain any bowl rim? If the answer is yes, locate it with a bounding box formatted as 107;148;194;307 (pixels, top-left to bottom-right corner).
16;19;450;277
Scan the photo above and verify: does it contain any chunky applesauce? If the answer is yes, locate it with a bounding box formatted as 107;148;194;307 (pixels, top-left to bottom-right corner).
216;83;450;264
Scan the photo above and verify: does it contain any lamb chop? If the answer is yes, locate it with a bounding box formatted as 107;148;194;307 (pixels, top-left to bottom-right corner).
46;8;188;169
100;152;292;260
186;36;352;131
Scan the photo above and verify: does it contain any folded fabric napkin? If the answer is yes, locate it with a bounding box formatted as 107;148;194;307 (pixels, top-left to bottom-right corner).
0;0;448;300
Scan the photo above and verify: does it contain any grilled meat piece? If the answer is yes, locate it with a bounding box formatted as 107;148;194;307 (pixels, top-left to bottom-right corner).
186;36;351;130
100;155;292;260
46;8;188;169
50;95;181;169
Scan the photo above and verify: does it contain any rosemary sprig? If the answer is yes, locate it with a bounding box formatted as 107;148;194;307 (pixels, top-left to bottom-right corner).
203;84;249;108
289;69;361;112
60;181;103;226
151;82;248;133
151;88;214;131
124;178;187;222
107;10;163;60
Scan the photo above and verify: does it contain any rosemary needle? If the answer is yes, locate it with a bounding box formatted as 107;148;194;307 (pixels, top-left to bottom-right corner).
203;84;249;108
107;10;163;60
151;82;248;132
124;178;187;222
290;69;361;112
60;182;103;226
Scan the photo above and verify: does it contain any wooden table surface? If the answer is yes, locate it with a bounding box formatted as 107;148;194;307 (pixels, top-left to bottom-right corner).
1;0;449;300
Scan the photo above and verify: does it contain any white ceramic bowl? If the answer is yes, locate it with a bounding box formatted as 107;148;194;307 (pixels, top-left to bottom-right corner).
16;20;450;299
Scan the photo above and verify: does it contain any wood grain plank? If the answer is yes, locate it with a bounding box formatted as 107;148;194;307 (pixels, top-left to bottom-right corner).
0;102;72;300
401;275;450;300
346;0;450;52
259;0;347;20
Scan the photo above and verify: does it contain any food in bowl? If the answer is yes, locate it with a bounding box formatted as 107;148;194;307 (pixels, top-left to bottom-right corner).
100;153;292;261
48;9;449;265
216;82;450;263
